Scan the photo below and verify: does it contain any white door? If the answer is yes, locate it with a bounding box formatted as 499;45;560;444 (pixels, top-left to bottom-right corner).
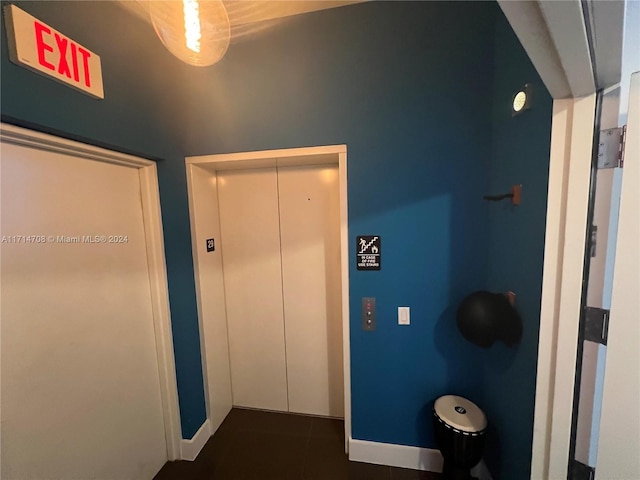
217;167;289;412
217;164;343;417
278;165;343;417
1;140;168;479
595;71;640;479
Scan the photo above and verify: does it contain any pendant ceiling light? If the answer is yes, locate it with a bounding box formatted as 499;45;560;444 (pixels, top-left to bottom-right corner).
149;0;231;67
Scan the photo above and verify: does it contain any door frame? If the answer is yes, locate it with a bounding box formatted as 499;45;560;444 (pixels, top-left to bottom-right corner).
497;1;631;478
0;122;183;461
185;145;351;450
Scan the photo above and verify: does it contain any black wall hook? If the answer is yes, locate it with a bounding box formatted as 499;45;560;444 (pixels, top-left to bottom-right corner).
483;184;521;205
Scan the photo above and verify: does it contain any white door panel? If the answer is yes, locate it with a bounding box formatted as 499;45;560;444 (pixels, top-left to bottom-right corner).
596;71;640;479
278;165;343;417
1;142;167;479
217;168;289;412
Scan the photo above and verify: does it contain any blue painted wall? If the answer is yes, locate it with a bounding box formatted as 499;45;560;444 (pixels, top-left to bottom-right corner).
182;1;497;447
0;0;552;469
0;0;207;439
483;14;553;479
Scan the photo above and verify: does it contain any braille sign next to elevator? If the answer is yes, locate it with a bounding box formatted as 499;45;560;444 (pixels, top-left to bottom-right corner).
357;236;381;270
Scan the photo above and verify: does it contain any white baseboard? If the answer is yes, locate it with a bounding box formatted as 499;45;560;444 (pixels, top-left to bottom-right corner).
180;419;212;461
349;438;444;472
348;437;492;480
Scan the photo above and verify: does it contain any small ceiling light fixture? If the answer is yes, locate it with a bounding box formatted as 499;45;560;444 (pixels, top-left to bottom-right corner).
512;84;533;115
149;0;230;67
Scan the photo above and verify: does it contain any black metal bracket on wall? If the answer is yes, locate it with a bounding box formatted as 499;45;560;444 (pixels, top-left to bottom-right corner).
570;459;595;480
584;306;609;345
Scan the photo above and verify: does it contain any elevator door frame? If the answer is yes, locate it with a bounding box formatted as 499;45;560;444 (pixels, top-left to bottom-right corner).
186;145;351;451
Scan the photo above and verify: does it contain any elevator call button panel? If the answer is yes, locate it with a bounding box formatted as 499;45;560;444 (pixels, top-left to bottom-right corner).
362;297;376;331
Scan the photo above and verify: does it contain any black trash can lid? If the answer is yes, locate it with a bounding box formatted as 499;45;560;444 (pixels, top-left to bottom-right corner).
434;395;487;433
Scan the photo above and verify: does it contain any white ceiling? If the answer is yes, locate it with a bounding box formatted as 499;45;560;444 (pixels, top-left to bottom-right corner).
116;1;362;43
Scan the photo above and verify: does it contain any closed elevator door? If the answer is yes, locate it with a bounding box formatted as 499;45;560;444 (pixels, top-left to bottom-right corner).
217;164;343;418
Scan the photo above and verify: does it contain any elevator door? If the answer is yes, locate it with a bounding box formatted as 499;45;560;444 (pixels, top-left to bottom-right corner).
217;164;343;418
217;167;288;412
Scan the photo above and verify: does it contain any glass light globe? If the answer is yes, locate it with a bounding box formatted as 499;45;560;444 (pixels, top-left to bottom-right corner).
149;0;231;67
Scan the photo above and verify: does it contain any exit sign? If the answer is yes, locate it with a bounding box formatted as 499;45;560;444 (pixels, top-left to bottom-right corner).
3;4;104;99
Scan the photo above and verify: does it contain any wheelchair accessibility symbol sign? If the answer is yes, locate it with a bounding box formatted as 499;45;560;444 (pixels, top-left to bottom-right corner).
357;236;381;270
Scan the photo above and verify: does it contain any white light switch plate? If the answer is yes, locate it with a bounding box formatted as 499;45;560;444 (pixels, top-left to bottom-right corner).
398;306;410;325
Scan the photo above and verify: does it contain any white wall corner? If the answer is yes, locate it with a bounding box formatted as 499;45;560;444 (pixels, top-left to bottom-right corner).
180;419;212;461
538;0;595;97
497;0;571;98
347;438;492;480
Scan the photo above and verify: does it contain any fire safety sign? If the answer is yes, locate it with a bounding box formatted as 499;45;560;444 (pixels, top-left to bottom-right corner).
357;236;381;270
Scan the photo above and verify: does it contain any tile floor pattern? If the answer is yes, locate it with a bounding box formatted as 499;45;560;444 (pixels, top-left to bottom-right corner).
154;408;442;480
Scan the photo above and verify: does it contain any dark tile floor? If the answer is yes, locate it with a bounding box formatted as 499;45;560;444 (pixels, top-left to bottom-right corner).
154;408;441;480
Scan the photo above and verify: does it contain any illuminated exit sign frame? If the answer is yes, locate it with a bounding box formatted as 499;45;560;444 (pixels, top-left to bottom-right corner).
3;4;104;99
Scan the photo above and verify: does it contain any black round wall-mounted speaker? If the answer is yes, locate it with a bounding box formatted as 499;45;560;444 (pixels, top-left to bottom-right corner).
456;291;522;348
